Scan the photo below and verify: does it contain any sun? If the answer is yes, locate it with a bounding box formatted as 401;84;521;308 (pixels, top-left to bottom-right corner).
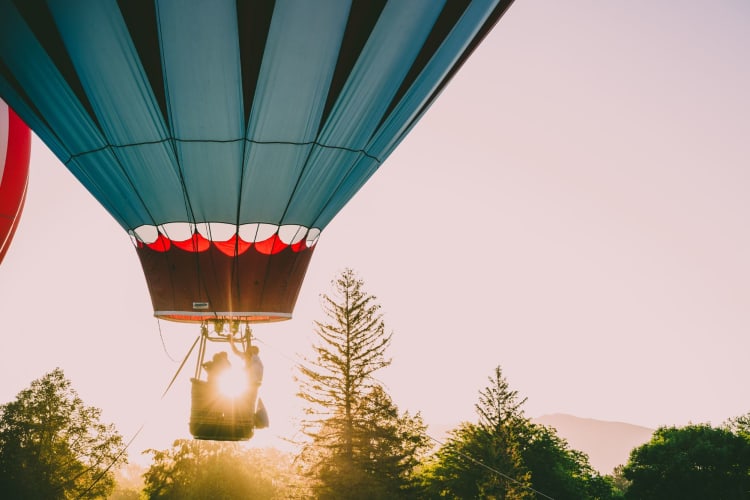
217;366;248;398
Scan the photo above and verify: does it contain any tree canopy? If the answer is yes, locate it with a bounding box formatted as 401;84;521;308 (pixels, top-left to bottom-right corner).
418;366;534;499
521;423;618;499
622;424;750;499
0;368;127;499
418;366;617;500
725;412;750;441
142;439;300;499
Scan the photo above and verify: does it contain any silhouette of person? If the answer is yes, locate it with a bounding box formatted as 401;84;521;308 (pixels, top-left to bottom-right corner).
230;341;264;415
202;351;231;387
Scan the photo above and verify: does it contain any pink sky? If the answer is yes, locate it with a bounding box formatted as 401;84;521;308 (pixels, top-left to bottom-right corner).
1;1;749;462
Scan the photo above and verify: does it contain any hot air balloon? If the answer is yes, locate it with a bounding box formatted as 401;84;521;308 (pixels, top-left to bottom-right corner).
0;0;513;440
0;98;30;266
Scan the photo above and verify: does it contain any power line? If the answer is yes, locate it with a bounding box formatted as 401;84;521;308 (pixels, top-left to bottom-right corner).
424;432;555;500
77;333;200;498
259;334;555;499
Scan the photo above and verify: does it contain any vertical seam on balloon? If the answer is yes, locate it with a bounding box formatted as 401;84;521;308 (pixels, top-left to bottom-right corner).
420;1;512;112
233;0;276;319
381;0;512;161
232;129;249;315
83;4;169;236
0;60;64;163
116;0;169;125
192;4;250;323
272;1;388;240
292;2;388;231
14;1;105;134
5;2;154;233
310;150;377;231
155;5;217;321
263;136;323;313
376;0;468;132
319;0;388;130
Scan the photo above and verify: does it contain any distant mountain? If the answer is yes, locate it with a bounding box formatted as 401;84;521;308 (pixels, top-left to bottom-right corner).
533;413;654;475
428;414;654;476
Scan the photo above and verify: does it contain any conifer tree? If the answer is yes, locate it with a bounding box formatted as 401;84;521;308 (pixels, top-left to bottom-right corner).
419;366;533;499
418;366;617;499
296;268;429;499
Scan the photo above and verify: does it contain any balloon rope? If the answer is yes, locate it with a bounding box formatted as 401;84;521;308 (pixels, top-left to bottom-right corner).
161;334;200;399
157;318;178;362
76;334;200;498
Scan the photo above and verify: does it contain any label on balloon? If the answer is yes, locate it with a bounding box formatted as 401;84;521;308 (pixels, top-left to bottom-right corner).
192;302;209;310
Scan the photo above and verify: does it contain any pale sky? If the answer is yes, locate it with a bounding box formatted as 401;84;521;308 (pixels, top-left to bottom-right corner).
1;1;749;464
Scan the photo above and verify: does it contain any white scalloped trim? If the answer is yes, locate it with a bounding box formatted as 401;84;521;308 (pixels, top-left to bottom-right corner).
128;222;320;247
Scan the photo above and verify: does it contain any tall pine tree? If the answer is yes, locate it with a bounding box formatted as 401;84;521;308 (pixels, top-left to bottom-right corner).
296;268;429;499
419;366;533;499
418;366;616;499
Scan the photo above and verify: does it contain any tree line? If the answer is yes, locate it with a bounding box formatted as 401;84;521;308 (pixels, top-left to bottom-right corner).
1;268;749;499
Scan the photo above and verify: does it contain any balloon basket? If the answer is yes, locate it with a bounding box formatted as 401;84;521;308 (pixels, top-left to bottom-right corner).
189;378;254;441
188;321;258;441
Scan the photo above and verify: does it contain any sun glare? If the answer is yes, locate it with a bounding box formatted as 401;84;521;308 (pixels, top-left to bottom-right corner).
217;367;248;398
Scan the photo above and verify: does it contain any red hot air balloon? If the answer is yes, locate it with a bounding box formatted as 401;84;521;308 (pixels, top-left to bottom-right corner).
0;98;30;265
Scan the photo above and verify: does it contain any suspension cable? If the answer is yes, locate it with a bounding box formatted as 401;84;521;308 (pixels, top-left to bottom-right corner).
157;318;178;362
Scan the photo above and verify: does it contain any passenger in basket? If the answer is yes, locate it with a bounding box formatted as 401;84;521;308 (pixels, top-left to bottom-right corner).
202;351;231;387
230;343;264;415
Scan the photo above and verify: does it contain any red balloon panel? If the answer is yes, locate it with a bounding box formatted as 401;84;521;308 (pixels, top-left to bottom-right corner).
135;243;316;323
0;101;31;265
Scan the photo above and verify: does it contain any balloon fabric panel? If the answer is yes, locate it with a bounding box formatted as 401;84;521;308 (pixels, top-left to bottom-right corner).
0;99;30;265
0;0;511;321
